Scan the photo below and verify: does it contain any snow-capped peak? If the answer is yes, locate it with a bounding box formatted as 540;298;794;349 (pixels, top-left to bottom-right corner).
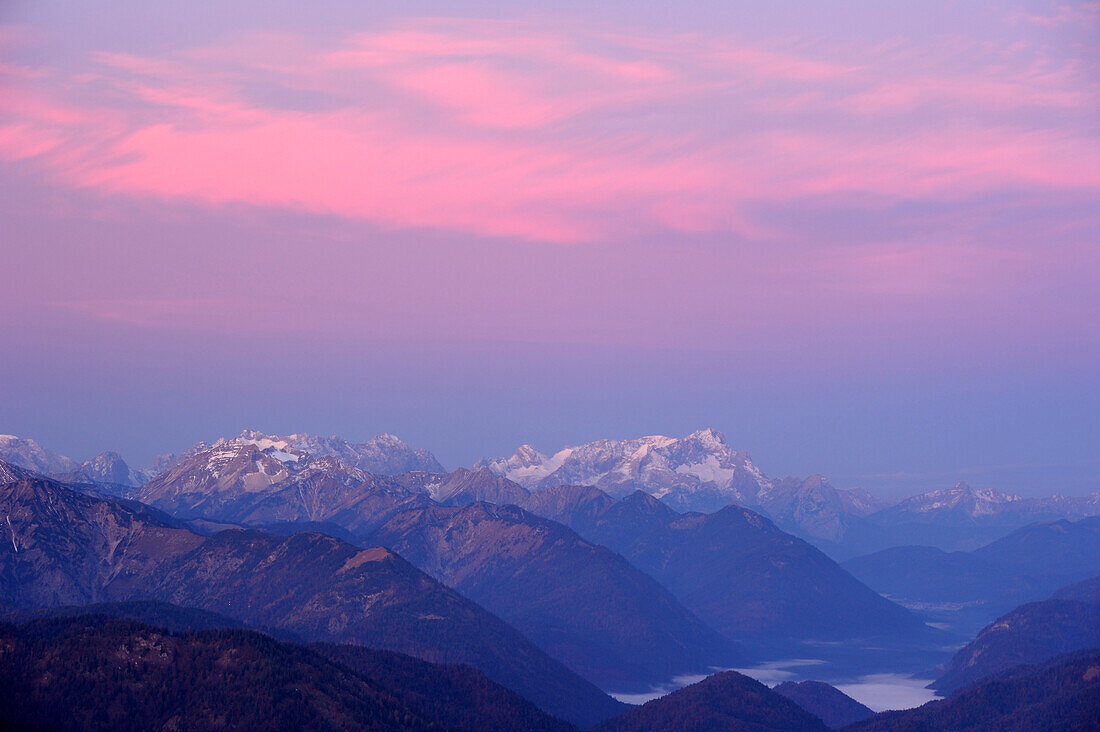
511;444;547;467
889;482;1023;517
150;429;443;479
686;428;728;449
478;429;772;509
0;435;79;475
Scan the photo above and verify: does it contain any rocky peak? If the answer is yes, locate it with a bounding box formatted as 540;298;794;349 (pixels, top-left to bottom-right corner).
0;458;32;484
70;451;149;488
510;444;547;468
478;429;773;512
0;435;79;475
686;428;728;448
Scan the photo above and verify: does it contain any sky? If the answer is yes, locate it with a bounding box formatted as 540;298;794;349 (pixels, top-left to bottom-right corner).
1;1;1097;496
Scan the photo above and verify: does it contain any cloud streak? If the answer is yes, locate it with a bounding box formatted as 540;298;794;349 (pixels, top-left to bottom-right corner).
1;17;1097;244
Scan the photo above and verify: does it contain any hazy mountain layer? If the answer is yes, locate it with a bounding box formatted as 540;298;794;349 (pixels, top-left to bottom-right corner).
844;517;1100;634
523;485;929;646
773;681;874;728
0;614;576;731
0;470;623;727
135;454;742;691
849;650;1100;731
933;596;1100;694
593;670;829;732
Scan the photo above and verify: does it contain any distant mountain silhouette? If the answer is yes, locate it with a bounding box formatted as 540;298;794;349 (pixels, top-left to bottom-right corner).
522;485;929;649
773;681;874;728
844;517;1100;635
0;614;575;731
833;483;1100;559
0;471;623;727
132;457;743;692
593;670;829;731
932;578;1100;694
848;650;1100;731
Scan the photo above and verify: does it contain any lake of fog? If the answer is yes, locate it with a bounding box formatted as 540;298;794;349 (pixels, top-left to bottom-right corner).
610;658;942;712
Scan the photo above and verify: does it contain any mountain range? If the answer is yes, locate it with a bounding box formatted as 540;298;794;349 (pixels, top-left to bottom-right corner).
931;575;1100;694
134;447;744;691
588;650;1100;731
3;422;1100;730
514;484;933;656
773;681;874;728
843;516;1100;635
592;669;830;732
475;429;777;513
0;469;623;726
0;612;576;731
476;432;1100;556
0;434;79;475
130;442;936;675
55;450;154;488
832;482;1100;558
7;604;1097;731
4;429;1097;562
848;649;1100;731
8;427;1097;651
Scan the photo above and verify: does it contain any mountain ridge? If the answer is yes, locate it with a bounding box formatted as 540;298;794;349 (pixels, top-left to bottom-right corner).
0;469;624;727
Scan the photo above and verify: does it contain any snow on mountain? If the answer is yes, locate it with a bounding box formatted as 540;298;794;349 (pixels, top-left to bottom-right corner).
0;435;78;475
883;481;1022;518
475;429;773;512
136;440;300;517
136;428;443;516
0;458;34;483
145;429;444;480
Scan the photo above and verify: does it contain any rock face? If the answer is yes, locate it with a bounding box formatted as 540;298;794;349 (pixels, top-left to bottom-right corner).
0;474;624;727
56;451;151;488
761;475;890;544
932;598;1100;694
0;614;575;732
772;681;874;728
136;459;741;692
136;441;299;516
593;670;829;732
0;459;33;484
394;467;533;507
521;485;929;648
849;650;1100;731
0;435;78;475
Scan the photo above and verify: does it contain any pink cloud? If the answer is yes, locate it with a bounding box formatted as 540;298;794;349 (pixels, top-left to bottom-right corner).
1;17;1097;243
0;123;63;160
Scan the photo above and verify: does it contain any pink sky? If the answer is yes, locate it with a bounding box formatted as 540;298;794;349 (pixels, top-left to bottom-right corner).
0;1;1097;493
3;15;1097;246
